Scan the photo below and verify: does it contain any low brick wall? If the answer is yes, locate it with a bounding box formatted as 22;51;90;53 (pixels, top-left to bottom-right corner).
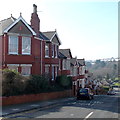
2;90;73;106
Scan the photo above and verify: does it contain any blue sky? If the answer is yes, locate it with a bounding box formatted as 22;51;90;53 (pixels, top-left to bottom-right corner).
0;0;118;60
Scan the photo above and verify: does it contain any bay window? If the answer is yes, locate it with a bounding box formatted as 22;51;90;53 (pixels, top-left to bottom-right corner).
55;66;58;78
55;45;58;58
8;35;18;54
7;64;19;72
22;37;31;55
52;66;55;80
21;64;32;76
45;43;49;57
45;65;50;74
52;44;54;58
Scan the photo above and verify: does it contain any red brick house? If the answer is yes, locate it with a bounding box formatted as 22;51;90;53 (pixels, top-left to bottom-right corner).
42;31;61;80
0;4;61;81
58;49;88;95
58;49;72;76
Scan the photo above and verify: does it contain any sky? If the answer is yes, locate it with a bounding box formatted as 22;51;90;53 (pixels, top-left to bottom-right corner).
0;0;118;60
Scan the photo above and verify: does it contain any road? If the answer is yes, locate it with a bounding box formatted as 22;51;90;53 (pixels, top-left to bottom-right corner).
3;92;120;119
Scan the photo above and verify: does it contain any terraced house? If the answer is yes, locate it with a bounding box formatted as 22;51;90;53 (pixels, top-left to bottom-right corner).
0;4;90;95
59;49;87;95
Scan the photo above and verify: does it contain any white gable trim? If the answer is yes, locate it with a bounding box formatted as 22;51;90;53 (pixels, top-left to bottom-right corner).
50;31;62;45
4;16;36;36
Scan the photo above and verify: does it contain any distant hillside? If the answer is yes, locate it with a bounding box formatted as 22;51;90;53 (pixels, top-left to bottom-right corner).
86;59;118;81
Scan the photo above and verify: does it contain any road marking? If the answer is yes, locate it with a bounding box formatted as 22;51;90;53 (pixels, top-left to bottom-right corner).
70;114;74;116
84;112;93;120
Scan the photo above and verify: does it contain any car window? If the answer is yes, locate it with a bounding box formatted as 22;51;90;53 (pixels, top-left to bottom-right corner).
79;88;88;93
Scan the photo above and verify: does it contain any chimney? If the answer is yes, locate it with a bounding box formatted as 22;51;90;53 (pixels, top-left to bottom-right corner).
30;4;40;37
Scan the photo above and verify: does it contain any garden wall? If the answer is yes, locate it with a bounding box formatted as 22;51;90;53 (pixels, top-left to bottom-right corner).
2;90;73;106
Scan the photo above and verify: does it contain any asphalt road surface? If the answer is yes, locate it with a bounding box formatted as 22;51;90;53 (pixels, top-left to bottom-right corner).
3;92;120;119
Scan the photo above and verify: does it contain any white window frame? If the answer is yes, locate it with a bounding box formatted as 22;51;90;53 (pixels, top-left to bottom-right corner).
21;64;32;76
52;66;55;81
22;37;31;55
7;64;19;72
55;45;58;58
45;64;50;74
8;35;18;55
45;43;49;58
55;66;58;78
52;44;54;58
63;59;67;70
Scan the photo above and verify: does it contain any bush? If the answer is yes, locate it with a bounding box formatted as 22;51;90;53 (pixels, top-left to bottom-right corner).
56;75;72;89
2;69;26;96
25;74;50;94
2;69;72;96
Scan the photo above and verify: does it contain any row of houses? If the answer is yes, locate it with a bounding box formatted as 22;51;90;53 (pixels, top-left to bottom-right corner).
0;4;94;95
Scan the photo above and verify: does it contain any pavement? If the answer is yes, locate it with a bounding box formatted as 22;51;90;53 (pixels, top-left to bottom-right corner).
1;97;76;117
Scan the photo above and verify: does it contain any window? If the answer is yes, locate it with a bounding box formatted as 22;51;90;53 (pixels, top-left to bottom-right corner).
55;66;58;78
45;43;49;57
63;59;66;70
45;65;50;74
22;37;31;55
55;45;58;58
7;64;19;72
52;44;54;58
52;66;55;80
66;59;70;70
8;36;18;54
21;64;32;76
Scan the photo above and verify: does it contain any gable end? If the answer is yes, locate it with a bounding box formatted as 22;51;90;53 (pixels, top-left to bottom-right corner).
8;20;33;35
4;16;36;36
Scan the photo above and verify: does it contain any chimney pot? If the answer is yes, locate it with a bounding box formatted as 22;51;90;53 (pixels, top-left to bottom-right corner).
33;4;37;13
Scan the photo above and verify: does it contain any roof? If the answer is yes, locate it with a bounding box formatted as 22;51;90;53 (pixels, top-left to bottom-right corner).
0;17;16;35
40;32;49;40
4;15;36;35
42;31;56;40
59;49;72;58
77;59;85;66
0;15;36;36
70;58;77;66
42;31;61;45
58;52;67;59
0;16;61;45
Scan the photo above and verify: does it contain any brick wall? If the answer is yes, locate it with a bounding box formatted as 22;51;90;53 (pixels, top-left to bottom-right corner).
2;90;73;106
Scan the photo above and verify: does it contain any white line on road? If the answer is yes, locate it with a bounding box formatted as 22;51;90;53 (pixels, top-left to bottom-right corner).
84;112;93;120
70;114;74;116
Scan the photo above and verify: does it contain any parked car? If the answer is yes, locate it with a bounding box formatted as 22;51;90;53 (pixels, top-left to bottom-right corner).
107;90;116;95
77;88;94;100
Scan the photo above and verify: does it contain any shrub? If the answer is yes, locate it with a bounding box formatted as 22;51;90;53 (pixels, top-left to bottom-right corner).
2;69;72;96
2;69;26;96
25;74;50;94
